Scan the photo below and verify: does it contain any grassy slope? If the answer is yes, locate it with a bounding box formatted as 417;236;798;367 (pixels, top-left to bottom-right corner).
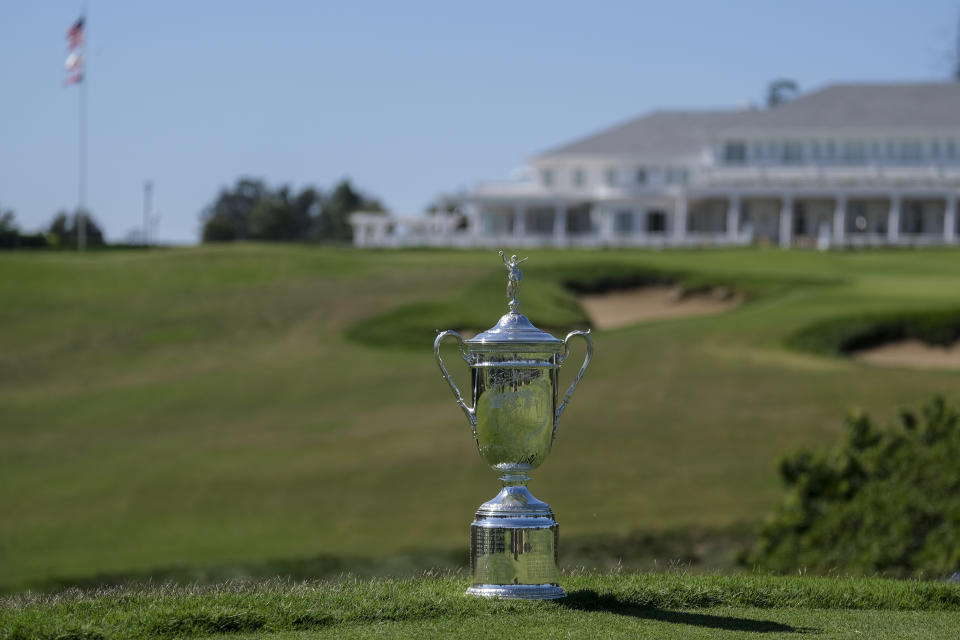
3;246;960;591
3;573;960;640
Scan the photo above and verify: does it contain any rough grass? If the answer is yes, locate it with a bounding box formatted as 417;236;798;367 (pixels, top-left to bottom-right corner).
6;246;960;593
3;573;960;640
787;307;960;355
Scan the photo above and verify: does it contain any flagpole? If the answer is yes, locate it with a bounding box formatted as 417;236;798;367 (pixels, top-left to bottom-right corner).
77;16;87;251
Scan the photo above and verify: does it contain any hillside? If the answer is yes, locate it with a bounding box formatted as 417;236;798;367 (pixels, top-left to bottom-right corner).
3;246;960;591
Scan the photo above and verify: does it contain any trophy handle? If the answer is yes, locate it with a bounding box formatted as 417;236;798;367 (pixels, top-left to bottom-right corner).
556;329;593;423
434;330;477;428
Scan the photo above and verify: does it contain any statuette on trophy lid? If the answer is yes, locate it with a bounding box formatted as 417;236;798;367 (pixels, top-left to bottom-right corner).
499;250;528;313
434;252;593;599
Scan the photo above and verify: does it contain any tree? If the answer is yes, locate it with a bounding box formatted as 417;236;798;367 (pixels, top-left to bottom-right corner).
201;178;269;242
766;78;799;108
47;210;105;247
426;201;468;230
749;396;960;577
316;179;385;243
249;187;314;241
0;209;20;248
199;177;386;244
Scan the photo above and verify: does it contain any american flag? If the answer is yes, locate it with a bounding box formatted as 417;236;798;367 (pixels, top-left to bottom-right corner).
65;17;84;85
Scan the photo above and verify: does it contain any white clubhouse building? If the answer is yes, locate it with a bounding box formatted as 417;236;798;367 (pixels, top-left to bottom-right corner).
351;83;960;248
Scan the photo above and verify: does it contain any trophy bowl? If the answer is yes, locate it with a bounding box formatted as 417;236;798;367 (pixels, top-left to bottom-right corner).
434;252;592;599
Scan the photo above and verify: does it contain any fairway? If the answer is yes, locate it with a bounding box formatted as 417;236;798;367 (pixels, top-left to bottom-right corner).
4;573;960;639
3;245;960;591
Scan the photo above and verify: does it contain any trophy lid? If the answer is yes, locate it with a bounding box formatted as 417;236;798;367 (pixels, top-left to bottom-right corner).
464;252;563;350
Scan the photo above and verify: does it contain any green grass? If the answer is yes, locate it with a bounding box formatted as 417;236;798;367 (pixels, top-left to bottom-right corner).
787;307;960;355
4;245;960;592
4;573;960;639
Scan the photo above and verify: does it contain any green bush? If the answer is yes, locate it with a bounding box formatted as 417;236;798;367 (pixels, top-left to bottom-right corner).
787;309;960;355
749;396;960;577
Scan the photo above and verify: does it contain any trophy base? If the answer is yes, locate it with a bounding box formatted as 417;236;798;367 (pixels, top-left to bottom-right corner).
466;583;565;600
467;479;563;600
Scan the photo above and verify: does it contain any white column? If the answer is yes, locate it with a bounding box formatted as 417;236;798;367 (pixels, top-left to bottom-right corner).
598;206;614;243
465;203;482;243
888;194;901;245
726;194;740;242
588;204;601;246
634;209;647;244
779;195;793;248
945;194;956;244
673;194;688;244
833;195;846;245
553;201;566;247
514;204;526;241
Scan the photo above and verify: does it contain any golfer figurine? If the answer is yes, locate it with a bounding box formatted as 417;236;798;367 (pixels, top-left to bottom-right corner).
499;250;528;313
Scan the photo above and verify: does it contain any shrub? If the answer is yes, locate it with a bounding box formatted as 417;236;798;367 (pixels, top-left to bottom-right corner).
787;309;960;355
749;396;960;577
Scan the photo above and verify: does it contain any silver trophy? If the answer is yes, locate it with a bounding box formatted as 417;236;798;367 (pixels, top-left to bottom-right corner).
434;252;593;599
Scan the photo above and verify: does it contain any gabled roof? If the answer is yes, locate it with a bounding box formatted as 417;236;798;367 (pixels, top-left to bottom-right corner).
538;110;753;158
537;83;960;159
730;83;960;130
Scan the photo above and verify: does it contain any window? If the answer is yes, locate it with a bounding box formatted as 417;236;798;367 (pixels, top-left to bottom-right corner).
572;168;585;188
948;139;957;159
665;167;688;184
901;140;923;162
870;140;881;160
540;168;554;187
635;168;647;185
782;140;804;164
526;210;554;234
931;139;941;159
811;140;821;161
848;202;866;234
723;141;747;163
604;168;618;187
842;140;866;164
752;141;763;161
646;210;667;233
825;140;836;160
613;211;634;233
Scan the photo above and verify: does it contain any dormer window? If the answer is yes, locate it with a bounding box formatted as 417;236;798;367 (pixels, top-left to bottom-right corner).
572;168;586;188
723;141;747;163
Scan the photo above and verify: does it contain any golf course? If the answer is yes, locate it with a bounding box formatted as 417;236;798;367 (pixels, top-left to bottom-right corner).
3;245;960;636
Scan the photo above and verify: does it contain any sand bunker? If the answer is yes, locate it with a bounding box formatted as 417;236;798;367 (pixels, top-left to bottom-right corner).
855;339;960;369
579;286;741;330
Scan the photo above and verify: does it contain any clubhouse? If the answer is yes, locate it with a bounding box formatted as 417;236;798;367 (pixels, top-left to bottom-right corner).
350;83;960;248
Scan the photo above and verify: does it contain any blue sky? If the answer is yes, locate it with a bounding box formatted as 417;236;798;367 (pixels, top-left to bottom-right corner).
2;0;959;243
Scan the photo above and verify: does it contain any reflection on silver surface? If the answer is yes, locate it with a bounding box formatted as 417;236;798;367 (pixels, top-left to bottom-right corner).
434;253;593;599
